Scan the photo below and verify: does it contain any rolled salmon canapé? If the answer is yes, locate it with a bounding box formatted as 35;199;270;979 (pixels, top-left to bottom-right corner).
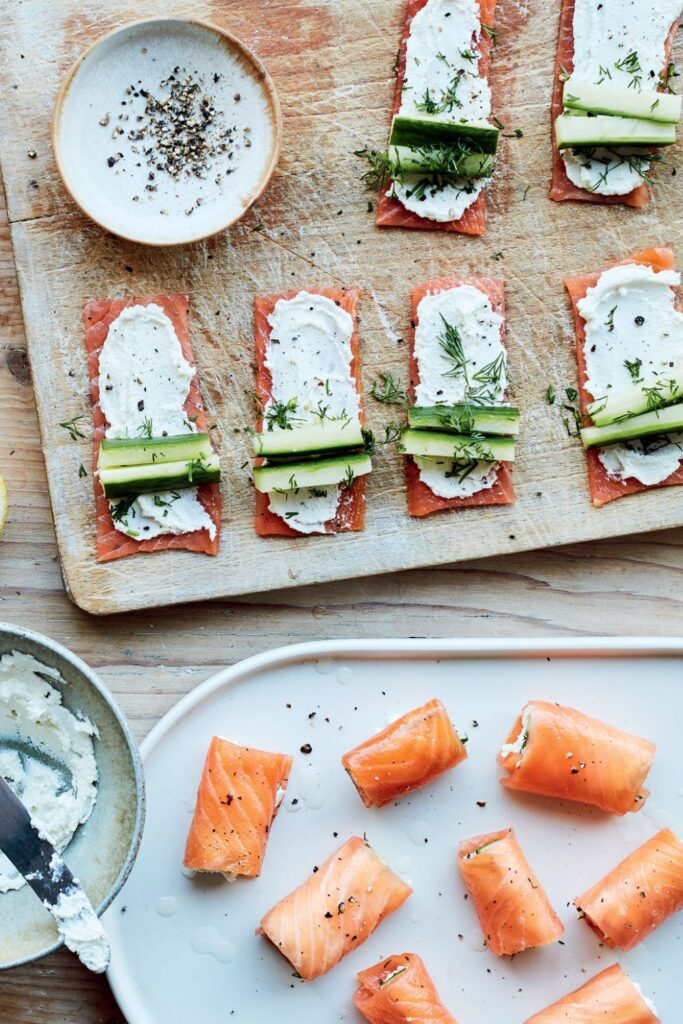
457;827;564;956
257;836;412;980
183;738;292;880
354;953;459;1024
524;963;660;1023
575;827;683;952
497;701;656;815
342;699;468;808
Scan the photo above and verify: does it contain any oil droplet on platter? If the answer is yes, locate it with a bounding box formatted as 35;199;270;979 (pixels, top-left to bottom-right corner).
410;911;420;924
191;926;237;963
336;667;352;686
181;866;196;879
300;765;324;810
407;820;430;846
315;658;334;675
469;928;487;952
395;855;412;875
155;896;178;917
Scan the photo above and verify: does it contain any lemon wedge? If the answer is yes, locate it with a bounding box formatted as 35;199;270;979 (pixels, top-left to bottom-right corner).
0;475;7;535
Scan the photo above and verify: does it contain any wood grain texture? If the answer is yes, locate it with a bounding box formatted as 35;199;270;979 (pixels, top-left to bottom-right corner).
1;2;683;1021
1;0;683;613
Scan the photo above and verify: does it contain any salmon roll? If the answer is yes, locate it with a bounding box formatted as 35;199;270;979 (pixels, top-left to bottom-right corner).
354;953;459;1024
342;699;467;809
525;964;660;1023
576;828;683;952
257;836;412;980
183;737;292;880
497;701;655;815
457;827;564;955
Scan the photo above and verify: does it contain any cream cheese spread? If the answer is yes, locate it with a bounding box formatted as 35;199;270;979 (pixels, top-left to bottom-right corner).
264;292;359;533
391;0;492;221
99;302;215;540
413;283;507;498
563;0;682;195
579;263;683;485
0;652;98;894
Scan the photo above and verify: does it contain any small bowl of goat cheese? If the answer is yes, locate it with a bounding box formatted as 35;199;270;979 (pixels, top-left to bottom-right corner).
52;17;282;245
0;622;145;970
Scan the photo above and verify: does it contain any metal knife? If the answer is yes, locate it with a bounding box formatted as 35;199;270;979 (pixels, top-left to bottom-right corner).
0;775;110;973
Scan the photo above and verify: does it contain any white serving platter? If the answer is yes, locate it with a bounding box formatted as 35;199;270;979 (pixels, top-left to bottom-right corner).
105;639;683;1023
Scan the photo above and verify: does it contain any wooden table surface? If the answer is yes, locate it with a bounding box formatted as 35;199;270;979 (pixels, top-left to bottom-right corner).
2;156;683;1022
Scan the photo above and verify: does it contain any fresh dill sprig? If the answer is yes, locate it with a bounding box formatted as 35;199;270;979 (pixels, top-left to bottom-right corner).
624;357;643;382
137;417;154;439
362;423;402;454
370;372;408;406
265;397;301;431
59;414;86;441
438;315;469;383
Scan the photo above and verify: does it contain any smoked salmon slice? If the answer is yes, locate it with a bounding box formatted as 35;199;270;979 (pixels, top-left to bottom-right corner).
84;294;221;561
354;953;459;1024
525;964;660;1023
549;0;679;207
257;836;412;980
342;698;467;808
565;246;683;507
253;287;366;537
457;827;564;955
575;827;683;952
183;738;292;880
497;700;656;816
375;0;496;236
407;277;515;516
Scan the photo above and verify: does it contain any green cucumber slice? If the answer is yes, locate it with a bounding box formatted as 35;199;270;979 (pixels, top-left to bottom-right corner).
98;432;212;469
388;145;496;180
555;113;677;148
588;367;683;426
252;420;364;458
563;79;682;124
390;114;499;154
408;404;520;437
401;429;515;462
580;404;683;449
100;453;221;499
252;453;372;493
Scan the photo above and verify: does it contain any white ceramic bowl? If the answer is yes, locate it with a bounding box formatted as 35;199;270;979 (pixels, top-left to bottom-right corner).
0;622;145;969
52;18;282;246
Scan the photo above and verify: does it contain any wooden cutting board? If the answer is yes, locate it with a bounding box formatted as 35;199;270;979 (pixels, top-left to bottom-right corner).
1;0;682;615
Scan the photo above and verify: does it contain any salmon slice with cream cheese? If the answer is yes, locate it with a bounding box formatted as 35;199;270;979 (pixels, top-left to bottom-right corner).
257;836;412;980
497;700;656;815
549;0;679;207
252;287;366;536
85;294;220;560
575;827;683;951
375;0;496;236
565;246;683;507
183;737;292;879
342;698;467;808
458;827;564;955
407;277;515;516
525;964;660;1023
354;953;460;1024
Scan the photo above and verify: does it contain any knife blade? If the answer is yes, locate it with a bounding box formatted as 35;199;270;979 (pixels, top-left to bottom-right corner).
0;775;110;973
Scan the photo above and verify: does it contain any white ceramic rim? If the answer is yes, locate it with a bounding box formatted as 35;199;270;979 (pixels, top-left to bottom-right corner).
51;16;283;247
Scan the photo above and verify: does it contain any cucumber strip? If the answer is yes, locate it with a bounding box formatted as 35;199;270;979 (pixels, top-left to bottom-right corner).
563;79;682;125
401;428;515;462
252;453;372;493
252;420;364;458
100;453;221;499
555;113;676;149
580;404;683;449
98;432;212;469
408;404;520;437
388;145;496;180
390;113;499;154
588;368;683;426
